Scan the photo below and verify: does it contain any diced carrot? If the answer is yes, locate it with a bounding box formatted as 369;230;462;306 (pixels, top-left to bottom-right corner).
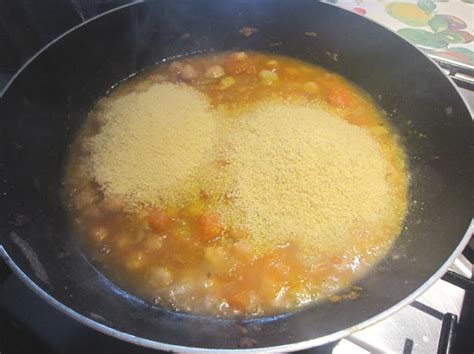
327;87;353;108
196;213;222;242
147;209;172;233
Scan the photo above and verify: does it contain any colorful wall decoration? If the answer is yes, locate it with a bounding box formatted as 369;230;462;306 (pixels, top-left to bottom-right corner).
323;0;474;67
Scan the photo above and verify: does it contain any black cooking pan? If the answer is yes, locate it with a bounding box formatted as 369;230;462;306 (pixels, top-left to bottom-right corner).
1;0;472;351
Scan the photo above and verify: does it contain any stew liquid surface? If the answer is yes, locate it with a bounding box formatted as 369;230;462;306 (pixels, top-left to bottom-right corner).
65;52;408;317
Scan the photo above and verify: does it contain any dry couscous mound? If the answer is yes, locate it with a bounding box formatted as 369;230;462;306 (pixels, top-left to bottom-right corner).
88;82;394;255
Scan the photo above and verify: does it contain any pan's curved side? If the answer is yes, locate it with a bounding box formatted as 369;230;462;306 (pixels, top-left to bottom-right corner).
0;0;472;351
0;2;144;98
1;219;472;353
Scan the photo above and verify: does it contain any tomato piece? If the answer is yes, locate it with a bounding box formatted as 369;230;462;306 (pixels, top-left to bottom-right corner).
327;87;354;108
147;209;172;233
196;213;222;242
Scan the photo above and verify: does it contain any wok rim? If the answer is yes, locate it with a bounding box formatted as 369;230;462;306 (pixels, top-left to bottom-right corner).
0;1;473;352
1;223;472;353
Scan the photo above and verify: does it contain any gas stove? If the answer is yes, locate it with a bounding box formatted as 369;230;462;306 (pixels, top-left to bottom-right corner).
0;1;473;353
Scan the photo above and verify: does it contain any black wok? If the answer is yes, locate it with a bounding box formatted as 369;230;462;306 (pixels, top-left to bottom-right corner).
0;0;472;351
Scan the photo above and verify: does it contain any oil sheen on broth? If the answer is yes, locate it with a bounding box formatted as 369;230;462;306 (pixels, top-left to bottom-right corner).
65;52;408;317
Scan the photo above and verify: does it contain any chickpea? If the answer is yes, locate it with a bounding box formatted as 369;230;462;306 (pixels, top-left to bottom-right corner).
231;51;248;61
220;76;236;89
180;64;198;81
205;65;225;79
148;267;173;287
143;234;163;251
259;70;278;85
266;60;279;68
168;61;184;75
167;62;198;80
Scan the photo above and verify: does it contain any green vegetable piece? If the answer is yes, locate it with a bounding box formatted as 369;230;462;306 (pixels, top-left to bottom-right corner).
397;28;448;48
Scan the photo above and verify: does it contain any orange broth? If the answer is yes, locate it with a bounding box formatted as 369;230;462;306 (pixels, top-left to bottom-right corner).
65;52;407;317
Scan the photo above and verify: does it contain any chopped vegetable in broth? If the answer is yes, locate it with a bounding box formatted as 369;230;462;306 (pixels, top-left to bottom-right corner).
65;52;408;317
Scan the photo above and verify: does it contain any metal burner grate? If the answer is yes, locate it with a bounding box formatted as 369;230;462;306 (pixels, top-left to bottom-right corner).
331;242;473;354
